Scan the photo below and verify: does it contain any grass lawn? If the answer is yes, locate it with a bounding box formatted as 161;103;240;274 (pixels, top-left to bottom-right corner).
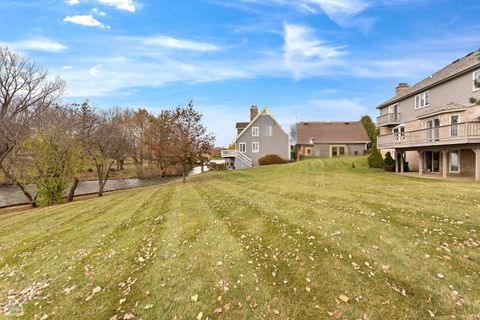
0;157;479;319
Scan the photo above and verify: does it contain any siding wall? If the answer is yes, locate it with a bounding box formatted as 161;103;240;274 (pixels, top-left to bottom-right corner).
301;143;367;158
235;114;290;166
379;67;480;125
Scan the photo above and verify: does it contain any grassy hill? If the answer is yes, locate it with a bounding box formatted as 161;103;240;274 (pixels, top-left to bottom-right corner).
0;157;479;319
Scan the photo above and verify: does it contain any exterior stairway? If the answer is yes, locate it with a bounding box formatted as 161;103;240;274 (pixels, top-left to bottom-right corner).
220;150;252;167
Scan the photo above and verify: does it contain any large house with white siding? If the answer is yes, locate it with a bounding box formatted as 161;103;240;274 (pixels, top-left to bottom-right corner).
376;49;480;180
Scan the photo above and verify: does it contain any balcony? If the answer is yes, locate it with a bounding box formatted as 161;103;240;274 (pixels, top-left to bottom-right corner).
378;121;480;149
377;113;401;126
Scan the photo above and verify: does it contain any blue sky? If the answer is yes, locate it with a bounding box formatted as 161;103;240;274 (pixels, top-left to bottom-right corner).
1;0;480;146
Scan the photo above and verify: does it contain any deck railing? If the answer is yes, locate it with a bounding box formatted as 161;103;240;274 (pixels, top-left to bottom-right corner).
378;121;480;148
220;150;252;166
377;113;401;126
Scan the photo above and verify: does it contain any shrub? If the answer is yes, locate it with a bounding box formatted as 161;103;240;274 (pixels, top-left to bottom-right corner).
208;162;226;171
368;146;384;168
383;151;396;171
258;154;287;166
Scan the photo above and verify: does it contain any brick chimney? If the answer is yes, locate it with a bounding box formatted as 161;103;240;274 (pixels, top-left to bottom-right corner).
395;83;410;96
250;105;258;121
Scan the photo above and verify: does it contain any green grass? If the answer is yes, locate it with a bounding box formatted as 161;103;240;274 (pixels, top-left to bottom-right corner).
0;157;479;319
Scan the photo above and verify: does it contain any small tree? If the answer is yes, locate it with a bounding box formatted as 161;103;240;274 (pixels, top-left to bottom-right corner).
368;146;384;168
383;151;396;172
0;47;65;206
22;106;84;206
170;101;215;183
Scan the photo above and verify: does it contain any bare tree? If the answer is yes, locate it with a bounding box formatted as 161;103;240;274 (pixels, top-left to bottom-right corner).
144;110;175;175
170;101;215;183
0;47;65;205
75;102;134;196
133;108;150;165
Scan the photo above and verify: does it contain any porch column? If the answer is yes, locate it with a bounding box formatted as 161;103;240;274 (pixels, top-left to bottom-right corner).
395;149;399;173
417;151;423;176
400;151;404;173
475;148;480;182
442;150;448;179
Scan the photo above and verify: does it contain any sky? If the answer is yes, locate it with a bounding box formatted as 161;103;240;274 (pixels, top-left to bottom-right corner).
1;0;480;146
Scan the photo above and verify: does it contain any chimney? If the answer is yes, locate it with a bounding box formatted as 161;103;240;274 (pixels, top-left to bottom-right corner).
250;105;258;121
395;83;409;96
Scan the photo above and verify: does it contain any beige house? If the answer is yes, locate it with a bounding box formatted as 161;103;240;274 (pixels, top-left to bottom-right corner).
296;121;369;158
377;49;480;180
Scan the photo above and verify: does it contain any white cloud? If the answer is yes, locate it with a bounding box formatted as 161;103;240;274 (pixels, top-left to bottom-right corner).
88;64;103;76
63;65;73;70
64;15;106;28
98;0;136;12
1;38;67;52
92;8;107;16
66;0;80;4
144;36;220;52
283;22;345;79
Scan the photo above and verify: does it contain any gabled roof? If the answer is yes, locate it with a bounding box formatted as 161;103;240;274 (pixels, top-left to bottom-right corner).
417;102;467;119
377;49;480;109
232;108;287;143
296;121;369;145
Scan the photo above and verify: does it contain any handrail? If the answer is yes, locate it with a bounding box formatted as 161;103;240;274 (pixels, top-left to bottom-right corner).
377;113;401;125
220;149;252;166
378;121;480;148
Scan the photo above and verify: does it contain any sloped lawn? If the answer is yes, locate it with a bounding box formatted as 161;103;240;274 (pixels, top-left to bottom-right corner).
0;157;479;319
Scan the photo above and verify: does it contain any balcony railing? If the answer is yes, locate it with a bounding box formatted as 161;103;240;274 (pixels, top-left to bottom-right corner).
377;113;401;126
220;149;252;166
378;121;480;148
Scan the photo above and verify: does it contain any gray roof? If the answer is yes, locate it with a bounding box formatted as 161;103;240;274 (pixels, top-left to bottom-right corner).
378;49;480;109
417;102;467;119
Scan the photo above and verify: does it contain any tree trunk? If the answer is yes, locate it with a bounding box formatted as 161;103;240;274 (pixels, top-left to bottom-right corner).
1;166;37;207
67;177;79;202
98;179;104;197
119;159;124;171
200;160;204;173
182;164;187;183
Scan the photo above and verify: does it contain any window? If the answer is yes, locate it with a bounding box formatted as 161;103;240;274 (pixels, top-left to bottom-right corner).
450;115;459;137
331;145;346;157
252;142;259;153
239;142;246;153
252;127;259;136
393;125;405;142
265;125;272;137
449;150;460;173
415;91;430;109
474;70;480;91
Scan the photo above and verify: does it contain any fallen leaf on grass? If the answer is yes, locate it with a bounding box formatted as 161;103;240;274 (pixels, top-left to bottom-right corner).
338;294;350;303
191;294;198;302
196;312;203;320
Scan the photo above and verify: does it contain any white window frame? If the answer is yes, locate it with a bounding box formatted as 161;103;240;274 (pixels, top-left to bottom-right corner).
415;91;430;109
389;104;399;114
252;142;259;153
449;150;460;173
449;114;460;137
473;70;480;92
252;127;259;137
393;125;405;142
265;125;272;137
238;142;246;153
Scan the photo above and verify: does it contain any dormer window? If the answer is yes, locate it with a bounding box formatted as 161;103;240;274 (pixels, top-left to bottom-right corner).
415;91;430;109
474;70;480;91
252;127;259;136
